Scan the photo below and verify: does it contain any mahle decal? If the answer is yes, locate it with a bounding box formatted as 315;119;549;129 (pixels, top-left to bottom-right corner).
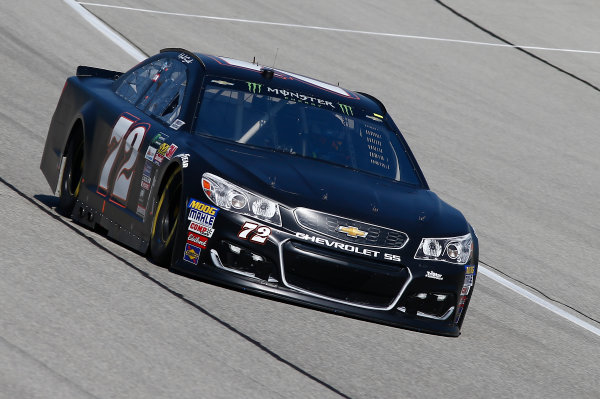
247;82;262;94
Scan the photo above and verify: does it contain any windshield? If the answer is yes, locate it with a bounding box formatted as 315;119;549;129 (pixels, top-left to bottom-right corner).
193;79;421;185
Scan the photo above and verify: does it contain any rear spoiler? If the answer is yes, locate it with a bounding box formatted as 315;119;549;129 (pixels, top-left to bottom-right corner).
76;66;123;80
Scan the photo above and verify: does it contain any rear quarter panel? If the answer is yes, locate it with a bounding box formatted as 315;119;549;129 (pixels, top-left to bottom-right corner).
40;77;87;193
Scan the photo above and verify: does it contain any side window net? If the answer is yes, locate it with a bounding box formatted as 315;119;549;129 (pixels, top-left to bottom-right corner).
115;58;188;124
115;59;165;105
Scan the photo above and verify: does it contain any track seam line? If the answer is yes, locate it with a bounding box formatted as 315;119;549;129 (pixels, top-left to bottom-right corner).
76;1;600;56
1;177;352;398
0;335;101;398
434;0;600;92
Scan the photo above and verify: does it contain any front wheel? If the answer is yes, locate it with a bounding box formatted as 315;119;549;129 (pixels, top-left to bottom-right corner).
57;136;84;216
149;170;182;266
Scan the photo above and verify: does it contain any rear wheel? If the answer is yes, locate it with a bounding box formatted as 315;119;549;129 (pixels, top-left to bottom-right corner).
149;169;182;266
57;136;84;216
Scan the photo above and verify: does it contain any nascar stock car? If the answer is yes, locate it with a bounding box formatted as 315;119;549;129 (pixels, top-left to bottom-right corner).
41;48;478;336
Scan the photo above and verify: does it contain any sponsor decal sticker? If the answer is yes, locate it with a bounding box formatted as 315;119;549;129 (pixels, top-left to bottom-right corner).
454;306;464;323
188;221;214;238
187;199;218;215
137;159;154;219
178;53;194;64
187;199;219;229
157;142;170;156
183;243;201;265
143;160;153;176
153;142;169;165
338;104;353;116
237;221;271;244
165;144;178;159
464;273;474;287
174;153;189;168
247;82;262;94
266;87;335;109
454;266;476;324
145;146;157;161
170;119;185;130
425;270;443;280
187;231;208;248
366;114;383;122
151;133;168;147
188;209;216;227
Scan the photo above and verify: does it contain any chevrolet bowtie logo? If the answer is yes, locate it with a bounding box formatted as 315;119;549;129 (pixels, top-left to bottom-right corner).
337;225;368;238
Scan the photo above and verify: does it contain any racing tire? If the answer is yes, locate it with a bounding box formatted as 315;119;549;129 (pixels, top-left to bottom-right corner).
57;136;84;216
149;169;182;266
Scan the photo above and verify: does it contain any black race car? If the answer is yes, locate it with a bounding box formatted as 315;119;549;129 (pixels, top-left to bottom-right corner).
41;48;478;336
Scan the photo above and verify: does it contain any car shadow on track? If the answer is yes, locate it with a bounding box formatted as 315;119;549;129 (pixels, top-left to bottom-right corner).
34;194;59;209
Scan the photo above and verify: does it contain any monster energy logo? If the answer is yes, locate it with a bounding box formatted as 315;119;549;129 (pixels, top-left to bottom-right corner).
339;104;353;116
247;82;262;93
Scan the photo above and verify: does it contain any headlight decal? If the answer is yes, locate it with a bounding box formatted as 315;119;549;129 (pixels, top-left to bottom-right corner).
414;233;472;264
202;173;282;226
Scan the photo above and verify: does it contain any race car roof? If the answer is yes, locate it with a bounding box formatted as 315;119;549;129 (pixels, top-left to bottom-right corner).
159;48;385;115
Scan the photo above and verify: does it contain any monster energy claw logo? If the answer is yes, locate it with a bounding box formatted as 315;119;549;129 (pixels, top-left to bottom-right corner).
247;82;262;93
339;104;353;115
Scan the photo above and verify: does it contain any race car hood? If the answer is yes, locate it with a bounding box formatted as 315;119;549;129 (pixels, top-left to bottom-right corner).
194;138;469;238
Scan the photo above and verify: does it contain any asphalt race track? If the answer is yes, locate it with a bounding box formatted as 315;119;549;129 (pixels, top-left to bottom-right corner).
1;1;599;398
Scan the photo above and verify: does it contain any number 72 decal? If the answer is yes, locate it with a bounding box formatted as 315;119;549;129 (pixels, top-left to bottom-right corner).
237;222;271;244
97;113;149;208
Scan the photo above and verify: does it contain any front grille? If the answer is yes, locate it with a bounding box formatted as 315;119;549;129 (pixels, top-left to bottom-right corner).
280;241;410;309
294;207;408;248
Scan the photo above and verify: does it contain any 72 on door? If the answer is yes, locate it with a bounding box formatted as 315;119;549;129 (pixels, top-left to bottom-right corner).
96;112;150;208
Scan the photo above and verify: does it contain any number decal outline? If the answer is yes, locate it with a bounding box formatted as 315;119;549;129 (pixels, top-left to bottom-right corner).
97;113;150;208
237;222;272;244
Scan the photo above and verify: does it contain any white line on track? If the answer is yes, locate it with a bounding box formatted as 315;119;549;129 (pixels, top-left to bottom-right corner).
64;0;146;61
478;265;600;337
76;1;600;55
65;0;600;338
